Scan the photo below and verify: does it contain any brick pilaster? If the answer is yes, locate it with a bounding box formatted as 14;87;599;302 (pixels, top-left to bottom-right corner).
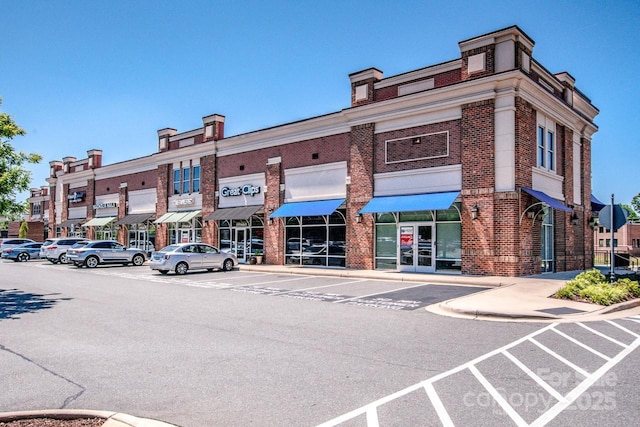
264;160;283;265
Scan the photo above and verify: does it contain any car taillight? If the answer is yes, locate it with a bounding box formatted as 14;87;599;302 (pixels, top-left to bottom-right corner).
6;249;13;253
48;246;57;250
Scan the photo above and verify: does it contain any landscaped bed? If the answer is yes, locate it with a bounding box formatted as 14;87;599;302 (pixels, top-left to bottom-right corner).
554;269;640;306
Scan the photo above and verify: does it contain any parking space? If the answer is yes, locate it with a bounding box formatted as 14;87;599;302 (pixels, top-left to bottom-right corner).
24;260;489;311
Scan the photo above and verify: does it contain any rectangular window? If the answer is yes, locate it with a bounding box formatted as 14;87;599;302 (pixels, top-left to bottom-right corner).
537;126;545;168
537;125;555;172
606;239;611;247
599;239;604;247
182;167;190;194
173;169;180;195
192;165;200;193
33;204;41;215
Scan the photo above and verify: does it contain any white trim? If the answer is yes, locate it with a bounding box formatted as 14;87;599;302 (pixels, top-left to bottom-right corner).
375;60;460;89
373;165;461;197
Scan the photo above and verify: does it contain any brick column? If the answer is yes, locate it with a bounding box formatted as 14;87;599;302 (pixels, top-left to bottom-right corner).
201;154;217;246
264;158;283;265
61;184;69;237
117;183;128;245
85;178;96;240
155;164;171;249
346;123;375;269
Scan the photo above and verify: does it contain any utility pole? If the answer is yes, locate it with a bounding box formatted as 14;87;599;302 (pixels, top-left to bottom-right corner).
610;193;616;283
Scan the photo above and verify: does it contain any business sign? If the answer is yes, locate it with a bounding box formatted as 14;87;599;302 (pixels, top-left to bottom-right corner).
174;198;195;206
221;184;261;197
93;202;118;210
67;192;85;203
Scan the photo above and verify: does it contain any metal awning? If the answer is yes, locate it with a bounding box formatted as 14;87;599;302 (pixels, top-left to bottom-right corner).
591;194;606;212
521;187;572;212
82;217;116;227
115;213;154;226
359;191;460;214
59;219;85;228
155;210;201;223
204;206;261;221
270;199;345;218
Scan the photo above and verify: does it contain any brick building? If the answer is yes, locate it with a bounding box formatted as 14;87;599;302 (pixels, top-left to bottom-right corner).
28;26;598;276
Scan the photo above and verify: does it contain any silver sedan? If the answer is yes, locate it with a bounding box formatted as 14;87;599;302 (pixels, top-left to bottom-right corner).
149;243;237;275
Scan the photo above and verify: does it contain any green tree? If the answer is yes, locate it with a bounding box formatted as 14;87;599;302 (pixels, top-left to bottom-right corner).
18;220;28;238
622;204;639;221
0;97;42;219
632;193;640;217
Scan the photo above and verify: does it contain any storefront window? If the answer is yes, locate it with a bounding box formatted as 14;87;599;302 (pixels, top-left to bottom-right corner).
399;211;433;222
541;207;553;272
285;210;346;267
168;217;202;245
435;222;461;271
217;216;265;261
375;224;397;269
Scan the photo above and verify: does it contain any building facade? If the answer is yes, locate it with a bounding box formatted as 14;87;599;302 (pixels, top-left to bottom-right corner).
28;26;598;276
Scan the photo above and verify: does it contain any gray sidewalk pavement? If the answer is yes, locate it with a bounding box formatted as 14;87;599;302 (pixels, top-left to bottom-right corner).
239;264;640;322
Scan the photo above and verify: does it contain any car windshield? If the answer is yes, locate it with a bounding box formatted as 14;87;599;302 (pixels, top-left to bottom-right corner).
43;240;55;246
159;245;180;253
70;242;89;248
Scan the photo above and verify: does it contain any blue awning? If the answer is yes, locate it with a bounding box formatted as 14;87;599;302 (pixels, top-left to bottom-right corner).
591;194;606;212
521;187;572;212
270;199;345;218
359;191;460;214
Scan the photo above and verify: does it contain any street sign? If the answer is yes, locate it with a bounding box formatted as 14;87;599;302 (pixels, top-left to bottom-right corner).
599;204;628;231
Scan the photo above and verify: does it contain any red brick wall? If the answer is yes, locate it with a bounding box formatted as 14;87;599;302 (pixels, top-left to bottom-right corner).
346;123;375;269
460;99;497;275
461;45;495;81
264;161;284;265
155;164;171;249
95;169;157;195
375;67;462;102
217;133;351;179
374;120;461;174
201;154;217;246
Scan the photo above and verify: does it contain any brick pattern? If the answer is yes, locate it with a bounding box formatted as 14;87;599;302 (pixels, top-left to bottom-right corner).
346;123;375;269
375;120;461;173
155;164;171;249
461;45;495;81
201;154;217;246
95;170;157;195
264;162;283;265
375;68;463;102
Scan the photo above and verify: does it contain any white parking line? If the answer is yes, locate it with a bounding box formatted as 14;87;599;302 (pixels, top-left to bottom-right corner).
272;279;368;295
318;319;640;427
331;282;429;303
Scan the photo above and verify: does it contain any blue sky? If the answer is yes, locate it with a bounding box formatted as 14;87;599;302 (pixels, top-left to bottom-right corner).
2;0;639;207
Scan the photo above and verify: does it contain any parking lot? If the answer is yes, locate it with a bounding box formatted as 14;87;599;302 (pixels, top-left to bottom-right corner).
9;258;490;312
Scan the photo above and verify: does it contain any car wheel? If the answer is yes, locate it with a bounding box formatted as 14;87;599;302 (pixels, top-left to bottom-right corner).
159;270;169;275
175;262;188;275
84;256;99;268
132;254;145;266
222;258;234;272
17;253;29;262
58;253;68;264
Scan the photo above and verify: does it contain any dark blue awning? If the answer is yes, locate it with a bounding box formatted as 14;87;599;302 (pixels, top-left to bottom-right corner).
270;199;345;218
359;191;459;214
591;194;606;212
521;187;572;212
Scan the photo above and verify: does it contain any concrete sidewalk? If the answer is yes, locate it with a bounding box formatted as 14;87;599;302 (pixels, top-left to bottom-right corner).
239;264;640;322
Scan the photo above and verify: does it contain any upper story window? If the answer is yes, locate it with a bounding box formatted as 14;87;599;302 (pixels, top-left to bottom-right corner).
33;204;41;215
192;165;201;193
172;163;201;195
536;112;556;172
173;169;181;195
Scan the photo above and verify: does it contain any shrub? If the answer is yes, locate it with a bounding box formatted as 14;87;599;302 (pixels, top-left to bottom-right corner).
554;269;640;306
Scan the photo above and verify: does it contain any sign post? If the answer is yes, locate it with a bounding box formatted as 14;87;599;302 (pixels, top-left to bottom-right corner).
610;194;615;282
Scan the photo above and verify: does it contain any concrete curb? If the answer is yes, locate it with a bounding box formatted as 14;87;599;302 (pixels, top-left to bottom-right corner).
0;410;178;426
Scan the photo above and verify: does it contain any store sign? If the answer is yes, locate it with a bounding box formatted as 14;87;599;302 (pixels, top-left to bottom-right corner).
93;202;118;210
67;192;85;203
221;184;261;197
174;198;195;206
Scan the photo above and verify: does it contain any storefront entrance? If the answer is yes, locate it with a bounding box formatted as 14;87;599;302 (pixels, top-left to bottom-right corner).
234;227;249;263
398;223;434;273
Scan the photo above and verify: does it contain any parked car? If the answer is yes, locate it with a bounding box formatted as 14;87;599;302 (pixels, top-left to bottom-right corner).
128;240;155;254
0;238;35;251
149;243;237;275
43;238;89;264
67;240;147;268
1;242;43;262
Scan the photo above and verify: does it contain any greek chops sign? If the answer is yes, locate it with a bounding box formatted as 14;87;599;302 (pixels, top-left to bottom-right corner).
221;184;261;197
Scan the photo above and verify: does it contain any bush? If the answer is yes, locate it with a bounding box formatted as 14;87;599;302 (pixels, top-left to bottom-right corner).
554;269;640;306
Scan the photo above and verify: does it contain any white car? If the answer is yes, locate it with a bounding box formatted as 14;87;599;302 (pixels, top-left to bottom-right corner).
149;243;237;275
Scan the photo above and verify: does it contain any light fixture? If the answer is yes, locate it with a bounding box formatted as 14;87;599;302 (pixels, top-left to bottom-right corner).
356;213;362;223
526;211;536;219
471;203;479;220
570;212;579;225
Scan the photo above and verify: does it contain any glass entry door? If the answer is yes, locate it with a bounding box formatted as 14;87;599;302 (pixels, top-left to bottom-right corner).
398;223;434;273
234;227;248;263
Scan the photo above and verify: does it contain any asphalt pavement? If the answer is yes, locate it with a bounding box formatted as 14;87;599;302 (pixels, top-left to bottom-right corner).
3;263;640;426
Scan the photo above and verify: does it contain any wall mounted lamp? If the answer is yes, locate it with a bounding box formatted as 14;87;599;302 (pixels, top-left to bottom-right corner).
356;213;362;223
471;203;479;220
570;212;579;225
